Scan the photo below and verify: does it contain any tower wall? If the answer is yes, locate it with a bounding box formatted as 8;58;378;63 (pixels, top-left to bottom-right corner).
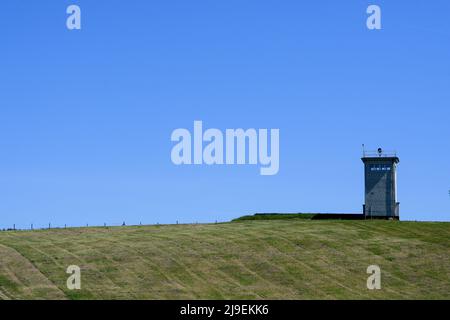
362;156;399;219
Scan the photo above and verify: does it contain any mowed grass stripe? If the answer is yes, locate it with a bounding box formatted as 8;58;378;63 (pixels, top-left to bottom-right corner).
0;243;67;300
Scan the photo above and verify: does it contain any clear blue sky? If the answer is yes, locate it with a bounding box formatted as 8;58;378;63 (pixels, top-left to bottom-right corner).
1;0;449;229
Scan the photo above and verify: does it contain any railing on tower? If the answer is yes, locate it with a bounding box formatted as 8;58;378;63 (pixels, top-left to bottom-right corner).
362;148;397;158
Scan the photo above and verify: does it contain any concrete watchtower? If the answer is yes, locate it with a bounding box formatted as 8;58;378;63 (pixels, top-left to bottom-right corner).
362;147;400;220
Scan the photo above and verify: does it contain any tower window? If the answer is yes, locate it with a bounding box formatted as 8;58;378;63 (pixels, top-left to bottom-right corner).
369;164;392;172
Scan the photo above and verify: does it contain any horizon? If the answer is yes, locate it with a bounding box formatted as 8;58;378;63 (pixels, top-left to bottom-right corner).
2;212;449;231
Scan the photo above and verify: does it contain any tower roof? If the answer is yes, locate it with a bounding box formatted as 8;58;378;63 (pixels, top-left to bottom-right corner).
361;156;399;163
361;149;399;163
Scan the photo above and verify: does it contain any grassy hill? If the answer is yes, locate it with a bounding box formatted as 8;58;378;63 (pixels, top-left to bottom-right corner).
0;219;449;300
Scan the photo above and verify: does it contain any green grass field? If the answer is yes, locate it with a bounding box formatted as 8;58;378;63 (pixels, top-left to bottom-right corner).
0;219;449;300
